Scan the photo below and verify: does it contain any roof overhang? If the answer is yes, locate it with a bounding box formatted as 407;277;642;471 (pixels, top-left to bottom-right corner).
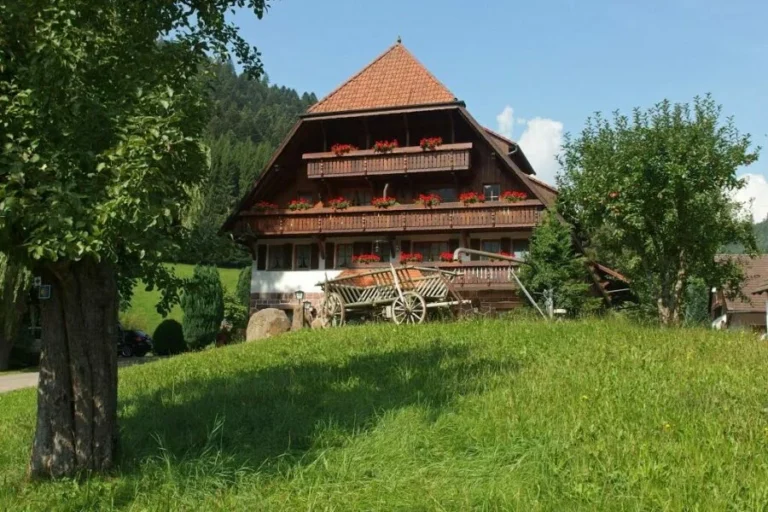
300;101;465;121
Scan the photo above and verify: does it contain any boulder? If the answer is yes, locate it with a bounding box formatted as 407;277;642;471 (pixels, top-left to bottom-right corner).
246;308;291;342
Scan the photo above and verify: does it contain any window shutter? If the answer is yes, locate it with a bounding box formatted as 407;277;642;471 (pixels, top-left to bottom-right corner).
325;242;335;269
500;237;512;254
469;238;480;261
310;244;320;270
256;245;267;271
283;243;293;270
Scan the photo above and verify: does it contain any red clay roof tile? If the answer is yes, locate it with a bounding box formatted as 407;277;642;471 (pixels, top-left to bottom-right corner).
307;43;457;114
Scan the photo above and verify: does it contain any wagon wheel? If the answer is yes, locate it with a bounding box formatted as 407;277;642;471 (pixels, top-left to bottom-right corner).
391;291;427;325
321;292;346;327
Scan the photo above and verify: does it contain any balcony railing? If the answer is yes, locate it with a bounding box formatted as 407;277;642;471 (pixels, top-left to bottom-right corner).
343;261;519;288
236;200;543;236
303;143;472;179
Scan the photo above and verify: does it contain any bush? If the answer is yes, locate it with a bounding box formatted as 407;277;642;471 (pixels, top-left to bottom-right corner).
224;291;249;330
236;265;251;309
180;265;224;350
151;319;187;356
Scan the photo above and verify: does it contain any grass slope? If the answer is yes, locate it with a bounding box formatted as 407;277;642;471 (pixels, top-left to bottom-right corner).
2;319;768;510
120;264;243;334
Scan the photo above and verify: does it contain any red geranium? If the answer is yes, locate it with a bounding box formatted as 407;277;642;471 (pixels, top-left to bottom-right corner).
399;252;423;263
501;190;528;203
459;191;485;205
371;196;398;208
254;201;278;211
373;139;399;153
439;251;455;262
352;254;381;264
419;136;443;150
327;196;350;210
288;198;313;211
416;193;442;207
331;143;357;156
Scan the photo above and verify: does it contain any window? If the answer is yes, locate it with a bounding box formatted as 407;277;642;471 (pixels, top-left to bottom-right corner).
298;191;314;203
426;187;457;203
344;189;372;207
268;244;291;270
513;239;530;260
413;241;449;262
483;183;501;201
336;244;354;268
480;240;501;260
294;244;311;270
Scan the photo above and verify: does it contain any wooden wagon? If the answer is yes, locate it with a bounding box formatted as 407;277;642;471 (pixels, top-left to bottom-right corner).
318;265;467;325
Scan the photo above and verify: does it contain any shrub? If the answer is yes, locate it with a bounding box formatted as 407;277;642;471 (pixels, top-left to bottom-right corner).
180;265;224;350
236;266;251;309
152;319;187;356
224;292;249;331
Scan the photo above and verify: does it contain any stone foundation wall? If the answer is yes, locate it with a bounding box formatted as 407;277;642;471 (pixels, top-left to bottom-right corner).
250;292;324;314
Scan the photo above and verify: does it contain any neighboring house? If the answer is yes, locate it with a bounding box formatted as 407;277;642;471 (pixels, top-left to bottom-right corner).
222;41;623;314
711;255;768;333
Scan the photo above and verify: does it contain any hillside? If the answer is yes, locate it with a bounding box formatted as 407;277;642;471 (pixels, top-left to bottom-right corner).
756;218;768;252
2;320;768;510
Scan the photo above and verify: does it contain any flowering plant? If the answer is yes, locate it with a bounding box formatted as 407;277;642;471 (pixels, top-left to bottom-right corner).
373;139;399;153
501;190;528;203
371;196;398;208
288;198;313;211
352;254;381;264
419;136;443;150
439;251;455;262
254;201;278;211
331;143;357;156
459;191;485;205
416;193;442;207
399;252;423;263
498;251;513;258
327;196;350;210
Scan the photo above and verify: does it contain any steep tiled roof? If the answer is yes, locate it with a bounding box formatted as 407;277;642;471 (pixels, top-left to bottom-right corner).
307;43;457;115
717;255;768;312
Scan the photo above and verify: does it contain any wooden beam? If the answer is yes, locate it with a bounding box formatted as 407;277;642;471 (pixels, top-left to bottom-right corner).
404;114;410;146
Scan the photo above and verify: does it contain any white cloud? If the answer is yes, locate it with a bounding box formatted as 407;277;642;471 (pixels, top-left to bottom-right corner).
517;117;564;186
734;173;768;222
495;106;514;139
517;118;527;125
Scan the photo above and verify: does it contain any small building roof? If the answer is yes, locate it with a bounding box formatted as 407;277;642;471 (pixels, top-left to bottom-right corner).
716;255;768;313
307;42;457;115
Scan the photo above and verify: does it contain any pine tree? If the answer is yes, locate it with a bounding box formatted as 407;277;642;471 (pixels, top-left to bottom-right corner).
519;211;601;317
181;265;225;350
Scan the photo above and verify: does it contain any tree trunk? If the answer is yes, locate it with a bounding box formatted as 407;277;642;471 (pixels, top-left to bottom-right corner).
0;336;13;372
657;263;687;327
28;258;119;479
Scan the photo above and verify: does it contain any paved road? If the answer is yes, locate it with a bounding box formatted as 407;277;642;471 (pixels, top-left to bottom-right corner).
0;357;162;394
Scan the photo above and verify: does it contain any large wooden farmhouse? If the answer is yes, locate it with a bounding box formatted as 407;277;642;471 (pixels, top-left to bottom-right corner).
223;41;568;314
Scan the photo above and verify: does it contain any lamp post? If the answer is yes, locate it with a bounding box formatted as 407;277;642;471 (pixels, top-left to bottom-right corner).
303;300;312;327
292;290;305;331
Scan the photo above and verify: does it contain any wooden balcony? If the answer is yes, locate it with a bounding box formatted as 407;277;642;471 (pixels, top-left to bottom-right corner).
236;200;543;236
345;261;519;289
303;143;472;179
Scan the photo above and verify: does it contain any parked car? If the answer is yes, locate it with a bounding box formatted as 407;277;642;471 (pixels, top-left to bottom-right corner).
117;327;153;358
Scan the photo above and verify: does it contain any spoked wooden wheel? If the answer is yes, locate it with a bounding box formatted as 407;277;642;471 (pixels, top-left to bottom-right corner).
391;291;426;325
321;292;346;326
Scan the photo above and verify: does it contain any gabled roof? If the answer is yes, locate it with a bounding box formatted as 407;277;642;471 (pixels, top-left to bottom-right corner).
307;42;457;115
716;255;768;313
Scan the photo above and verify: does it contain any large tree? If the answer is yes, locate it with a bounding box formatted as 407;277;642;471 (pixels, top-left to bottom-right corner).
558;95;759;325
0;0;267;477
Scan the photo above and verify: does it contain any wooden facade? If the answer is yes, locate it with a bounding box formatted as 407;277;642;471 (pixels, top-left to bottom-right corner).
223;42;557;313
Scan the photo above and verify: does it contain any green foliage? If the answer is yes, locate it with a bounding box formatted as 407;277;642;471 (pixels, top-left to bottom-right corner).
683;277;710;326
2;320;768;509
558;95;759;324
519;211;601;316
223;293;249;331
180;265;224;350
235;266;252;309
755;219;768;252
0;0;270;313
152;319;186;356
0;253;31;369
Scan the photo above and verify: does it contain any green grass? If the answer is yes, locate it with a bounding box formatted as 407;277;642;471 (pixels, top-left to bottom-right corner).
2;319;768;510
120;264;243;334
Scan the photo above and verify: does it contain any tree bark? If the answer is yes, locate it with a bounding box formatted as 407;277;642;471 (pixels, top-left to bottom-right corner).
28;258;119;479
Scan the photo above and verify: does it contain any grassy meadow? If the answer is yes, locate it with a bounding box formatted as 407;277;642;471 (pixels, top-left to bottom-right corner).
119;264;243;335
1;319;768;510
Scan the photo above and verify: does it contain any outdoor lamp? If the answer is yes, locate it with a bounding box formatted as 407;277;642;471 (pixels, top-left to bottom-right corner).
303;301;312;311
294;290;304;301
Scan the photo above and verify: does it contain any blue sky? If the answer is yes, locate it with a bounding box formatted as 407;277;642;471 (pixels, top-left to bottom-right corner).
232;0;768;220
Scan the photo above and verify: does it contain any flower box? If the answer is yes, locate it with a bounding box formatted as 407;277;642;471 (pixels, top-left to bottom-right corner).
331;143;357;156
439;251;455;262
327;196;350;210
416;193;442;207
352;254;381;264
419;136;443;151
254;201;278;212
371;196;398;208
501;190;528;203
459;191;485;205
373;139;399;153
399;252;424;264
288;198;313;211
